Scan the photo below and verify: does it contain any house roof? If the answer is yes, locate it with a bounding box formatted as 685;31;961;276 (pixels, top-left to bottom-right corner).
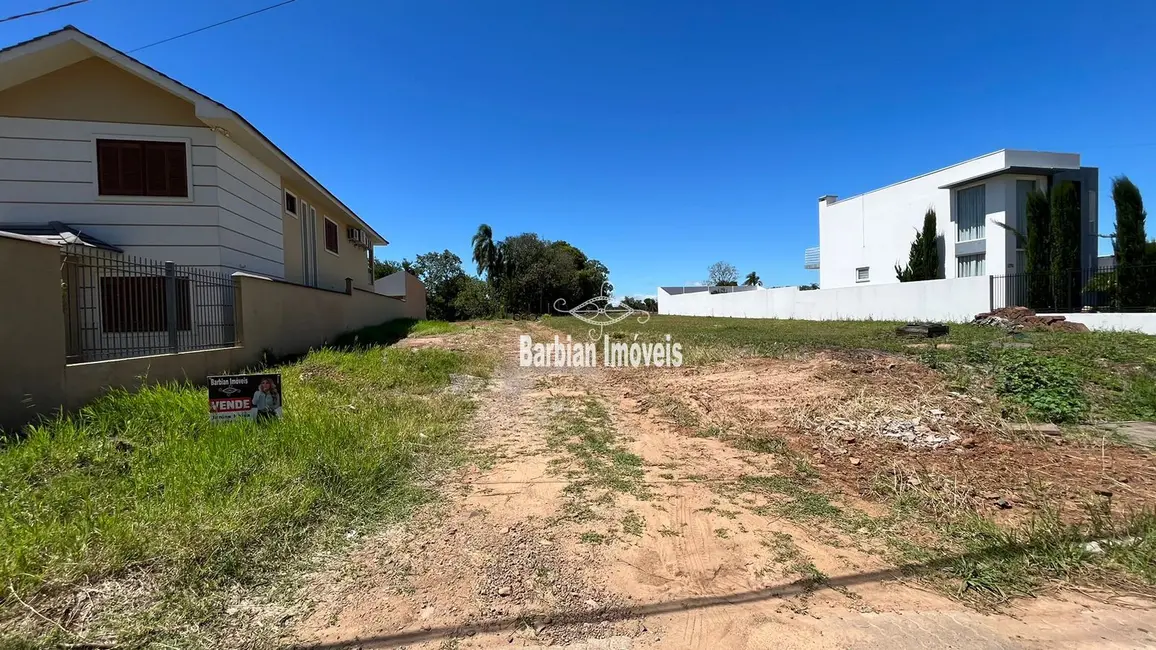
0;221;122;251
0;26;388;245
937;165;1081;190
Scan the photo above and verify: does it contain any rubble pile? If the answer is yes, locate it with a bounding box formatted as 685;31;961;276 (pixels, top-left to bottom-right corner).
973;307;1090;333
820;410;960;450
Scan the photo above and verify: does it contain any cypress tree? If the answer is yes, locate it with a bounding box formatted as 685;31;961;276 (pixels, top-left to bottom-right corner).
895;208;939;282
1049;182;1082;310
1112;176;1147;309
1025;189;1051;309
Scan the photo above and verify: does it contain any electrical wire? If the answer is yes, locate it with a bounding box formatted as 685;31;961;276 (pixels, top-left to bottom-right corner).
0;0;89;25
127;0;297;53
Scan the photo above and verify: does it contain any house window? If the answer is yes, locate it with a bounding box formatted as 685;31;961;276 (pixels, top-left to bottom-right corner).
284;190;298;217
957;253;986;278
855;267;870;283
956;184;985;242
100;276;191;332
97;139;188;197
324;217;339;254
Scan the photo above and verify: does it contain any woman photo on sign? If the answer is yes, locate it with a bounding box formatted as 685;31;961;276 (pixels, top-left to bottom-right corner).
251;376;281;421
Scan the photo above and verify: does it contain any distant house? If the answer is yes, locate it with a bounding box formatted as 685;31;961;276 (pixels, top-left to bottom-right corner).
806;150;1099;289
0;26;385;293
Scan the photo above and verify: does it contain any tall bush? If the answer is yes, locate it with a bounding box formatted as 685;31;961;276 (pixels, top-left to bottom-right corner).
1112;176;1148;309
1025;189;1051;308
1049;182;1081;310
895;208;939;281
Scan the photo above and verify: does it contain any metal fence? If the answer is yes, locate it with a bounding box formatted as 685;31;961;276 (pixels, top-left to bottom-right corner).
991;264;1156;313
62;245;237;363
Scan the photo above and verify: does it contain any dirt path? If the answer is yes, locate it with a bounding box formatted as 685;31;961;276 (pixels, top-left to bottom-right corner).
291;323;1155;649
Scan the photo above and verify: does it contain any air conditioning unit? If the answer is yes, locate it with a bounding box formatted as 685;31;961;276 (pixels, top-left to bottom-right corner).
346;226;368;249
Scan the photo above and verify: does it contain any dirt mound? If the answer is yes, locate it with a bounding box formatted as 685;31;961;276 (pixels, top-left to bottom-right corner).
974;306;1090;332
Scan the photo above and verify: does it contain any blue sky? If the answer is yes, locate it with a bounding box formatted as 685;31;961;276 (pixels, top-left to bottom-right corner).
4;0;1155;297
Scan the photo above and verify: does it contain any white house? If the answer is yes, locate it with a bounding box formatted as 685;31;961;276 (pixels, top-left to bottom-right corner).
808;150;1099;289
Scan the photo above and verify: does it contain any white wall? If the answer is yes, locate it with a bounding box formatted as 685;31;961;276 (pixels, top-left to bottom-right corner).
659;276;992;323
1041;313;1156;336
0;116;284;278
817;150;1079;289
213;133;283;277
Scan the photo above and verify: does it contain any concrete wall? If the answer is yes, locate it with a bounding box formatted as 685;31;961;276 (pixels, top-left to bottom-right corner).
0;234;67;425
235;273;417;357
1;252;425;430
659;276;993;322
817;150;1088;290
1041;312;1156;336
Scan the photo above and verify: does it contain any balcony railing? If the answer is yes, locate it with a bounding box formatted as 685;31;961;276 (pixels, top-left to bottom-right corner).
804;246;820;270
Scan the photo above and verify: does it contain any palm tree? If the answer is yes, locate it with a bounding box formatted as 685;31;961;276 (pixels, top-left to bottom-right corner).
743;271;761;286
471;224;498;279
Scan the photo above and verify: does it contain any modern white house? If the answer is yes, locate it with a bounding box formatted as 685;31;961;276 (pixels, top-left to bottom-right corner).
807;150;1099;289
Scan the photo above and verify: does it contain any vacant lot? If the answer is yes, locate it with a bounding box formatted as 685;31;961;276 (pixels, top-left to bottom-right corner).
4;317;1154;649
290;318;1154;649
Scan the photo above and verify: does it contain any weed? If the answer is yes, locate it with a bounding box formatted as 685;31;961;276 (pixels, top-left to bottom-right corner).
995;351;1087;423
658;525;682;537
580;531;608;545
621;512;645;537
714;528;731;539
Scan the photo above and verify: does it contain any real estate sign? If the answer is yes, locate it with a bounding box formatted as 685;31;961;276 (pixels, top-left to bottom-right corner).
208;374;283;422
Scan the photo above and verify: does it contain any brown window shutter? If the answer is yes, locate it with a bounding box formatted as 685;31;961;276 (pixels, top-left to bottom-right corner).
120;143;145;195
166;143;188;197
144;144;168;196
97;141;122;195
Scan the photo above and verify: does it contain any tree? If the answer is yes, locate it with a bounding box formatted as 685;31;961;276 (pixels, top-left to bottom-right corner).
1025;189;1051;309
372;258;408;280
450;276;495;320
798;282;819;291
894;208;939;282
1112;177;1148;309
1049;182;1082;310
708;261;738;286
411;250;468;320
743;271;761;286
471;224;499;279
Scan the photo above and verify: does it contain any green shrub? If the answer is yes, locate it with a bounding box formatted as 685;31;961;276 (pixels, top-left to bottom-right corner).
995;351;1087;422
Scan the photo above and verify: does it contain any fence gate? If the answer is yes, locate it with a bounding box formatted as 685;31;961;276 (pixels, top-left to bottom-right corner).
62;245;237;363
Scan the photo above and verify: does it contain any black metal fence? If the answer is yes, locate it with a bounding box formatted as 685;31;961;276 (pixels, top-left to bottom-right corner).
991;264;1156;313
62;245;237;363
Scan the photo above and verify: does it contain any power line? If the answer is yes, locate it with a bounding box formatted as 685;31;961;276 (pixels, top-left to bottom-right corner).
127;0;297;53
0;0;89;25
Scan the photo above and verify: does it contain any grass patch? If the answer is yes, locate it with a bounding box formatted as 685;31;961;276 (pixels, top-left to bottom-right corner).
875;477;1156;604
330;318;458;348
0;326;489;644
546;396;648;503
737;475;844;524
657;525;681;537
621;511;645;537
579;531;609;545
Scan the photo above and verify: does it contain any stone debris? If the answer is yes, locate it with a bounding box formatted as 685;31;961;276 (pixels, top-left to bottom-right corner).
973;306;1090;333
819;408;961;449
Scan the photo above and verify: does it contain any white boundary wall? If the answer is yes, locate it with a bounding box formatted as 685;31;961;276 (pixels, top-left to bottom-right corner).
658;278;1156;333
659;277;992;322
1039;313;1156;335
